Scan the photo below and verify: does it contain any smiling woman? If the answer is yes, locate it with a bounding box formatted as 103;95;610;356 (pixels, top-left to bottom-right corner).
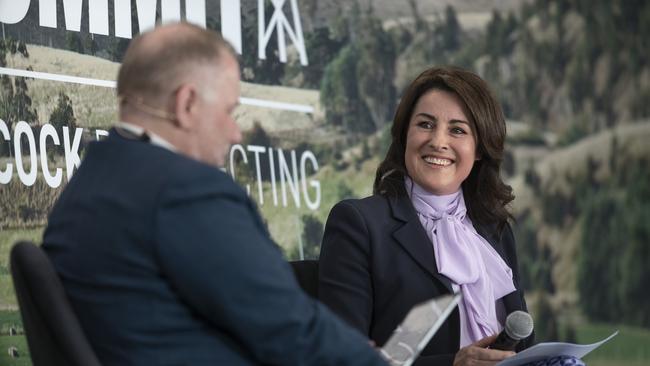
318;66;533;366
374;66;513;227
404;89;478;196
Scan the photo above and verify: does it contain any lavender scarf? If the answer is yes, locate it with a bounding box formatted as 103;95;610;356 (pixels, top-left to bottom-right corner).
405;177;516;344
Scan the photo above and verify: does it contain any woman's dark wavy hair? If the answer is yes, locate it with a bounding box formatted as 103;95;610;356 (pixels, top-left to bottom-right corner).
373;65;514;229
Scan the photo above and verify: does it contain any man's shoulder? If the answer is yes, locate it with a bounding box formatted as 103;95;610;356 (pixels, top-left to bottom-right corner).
151;152;245;202
84;133;243;200
102;131;232;178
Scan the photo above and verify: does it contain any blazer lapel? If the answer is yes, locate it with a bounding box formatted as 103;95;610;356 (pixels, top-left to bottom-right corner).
474;222;526;313
389;195;453;293
474;223;504;258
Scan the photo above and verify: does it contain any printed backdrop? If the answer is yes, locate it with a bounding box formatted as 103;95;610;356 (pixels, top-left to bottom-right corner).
1;1;649;365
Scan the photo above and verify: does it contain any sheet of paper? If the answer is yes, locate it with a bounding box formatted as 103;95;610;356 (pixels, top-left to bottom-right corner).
380;294;461;366
496;330;619;366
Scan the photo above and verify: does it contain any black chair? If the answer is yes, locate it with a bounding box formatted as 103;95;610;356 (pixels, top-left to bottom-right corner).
289;259;319;299
10;241;102;366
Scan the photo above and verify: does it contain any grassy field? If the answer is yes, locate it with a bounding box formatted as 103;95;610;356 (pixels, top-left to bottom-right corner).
578;323;650;366
0;228;44;309
0;310;30;366
6;45;322;133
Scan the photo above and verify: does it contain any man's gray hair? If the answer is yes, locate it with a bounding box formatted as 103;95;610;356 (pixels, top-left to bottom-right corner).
117;23;235;104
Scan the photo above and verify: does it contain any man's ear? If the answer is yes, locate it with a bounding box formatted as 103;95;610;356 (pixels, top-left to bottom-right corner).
174;84;198;130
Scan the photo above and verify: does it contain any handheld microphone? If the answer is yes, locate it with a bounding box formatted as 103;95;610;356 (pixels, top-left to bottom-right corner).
490;311;534;351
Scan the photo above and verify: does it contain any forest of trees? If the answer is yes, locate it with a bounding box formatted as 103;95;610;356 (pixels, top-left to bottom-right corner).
577;151;650;327
0;39;38;158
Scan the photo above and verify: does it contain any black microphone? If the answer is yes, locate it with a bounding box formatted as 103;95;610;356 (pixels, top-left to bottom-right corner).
490;311;534;351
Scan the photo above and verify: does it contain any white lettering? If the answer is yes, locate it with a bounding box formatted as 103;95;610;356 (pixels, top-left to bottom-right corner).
185;0;206;28
39;124;63;188
229;144;250;195
247;144;266;205
161;0;181;25
221;0;242;54
300;150;320;210
0;0;30;24
277;148;300;207
268;147;277;206
4;1;309;65
89;0;109;35
226;144;321;209
0;119;13;184
114;0;132;38
14;121;37;186
135;0;157;33
258;0;308;65
39;0;57;28
135;0;194;34
62;0;83;31
0;122;319;207
62;126;83;180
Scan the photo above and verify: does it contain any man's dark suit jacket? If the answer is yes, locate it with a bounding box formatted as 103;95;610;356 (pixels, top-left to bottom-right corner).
42;129;387;366
318;192;533;366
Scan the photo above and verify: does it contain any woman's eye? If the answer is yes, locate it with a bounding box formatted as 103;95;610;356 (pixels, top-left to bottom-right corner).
417;121;433;129
451;127;466;134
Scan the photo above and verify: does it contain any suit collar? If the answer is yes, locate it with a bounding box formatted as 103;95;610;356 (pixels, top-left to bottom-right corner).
388;190;525;315
386;185;509;293
113;123;178;152
388;192;453;293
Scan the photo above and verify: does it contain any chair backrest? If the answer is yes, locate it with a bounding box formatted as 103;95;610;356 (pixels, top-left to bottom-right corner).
289;259;319;299
10;241;102;366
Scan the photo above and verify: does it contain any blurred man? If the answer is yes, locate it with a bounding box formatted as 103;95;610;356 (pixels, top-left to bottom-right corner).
43;23;386;366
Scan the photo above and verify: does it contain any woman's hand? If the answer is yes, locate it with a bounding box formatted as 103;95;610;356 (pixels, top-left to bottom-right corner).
453;334;515;366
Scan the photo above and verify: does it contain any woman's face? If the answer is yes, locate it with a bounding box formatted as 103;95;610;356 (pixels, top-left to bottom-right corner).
404;89;478;195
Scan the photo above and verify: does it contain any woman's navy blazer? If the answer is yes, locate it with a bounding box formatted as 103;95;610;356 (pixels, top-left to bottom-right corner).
318;192;533;366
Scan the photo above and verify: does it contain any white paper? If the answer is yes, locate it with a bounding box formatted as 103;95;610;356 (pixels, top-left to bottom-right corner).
380;294;461;366
496;330;618;366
